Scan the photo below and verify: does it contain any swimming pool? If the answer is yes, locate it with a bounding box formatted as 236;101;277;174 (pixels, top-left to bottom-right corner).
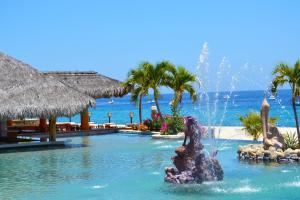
0;134;299;200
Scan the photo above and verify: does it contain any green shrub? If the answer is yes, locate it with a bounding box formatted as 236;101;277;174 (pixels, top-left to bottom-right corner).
283;131;299;150
239;111;278;141
160;116;184;135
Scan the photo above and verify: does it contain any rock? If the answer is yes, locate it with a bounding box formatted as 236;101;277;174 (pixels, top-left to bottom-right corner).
256;150;264;157
284;150;290;156
263;150;271;157
294;149;300;154
270;152;277;160
269;146;276;151
165;167;175;174
290;156;299;161
175;146;187;157
276;151;284;158
165;117;223;184
276;148;283;153
172;155;186;172
249;150;257;157
286;148;293;153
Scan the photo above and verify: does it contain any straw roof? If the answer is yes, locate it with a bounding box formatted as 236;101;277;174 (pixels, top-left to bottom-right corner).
43;71;127;98
0;53;96;120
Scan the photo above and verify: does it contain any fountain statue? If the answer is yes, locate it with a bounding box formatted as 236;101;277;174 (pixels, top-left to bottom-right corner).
237;97;296;163
261;97;284;149
164;116;224;184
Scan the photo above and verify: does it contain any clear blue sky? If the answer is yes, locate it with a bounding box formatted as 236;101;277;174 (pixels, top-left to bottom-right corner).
1;0;299;92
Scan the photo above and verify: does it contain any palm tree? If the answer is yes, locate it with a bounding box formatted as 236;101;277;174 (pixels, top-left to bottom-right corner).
271;60;300;144
165;65;198;116
122;63;150;124
144;61;172;121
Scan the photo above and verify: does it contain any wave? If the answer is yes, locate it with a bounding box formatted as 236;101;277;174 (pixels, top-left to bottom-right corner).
284;181;300;187
92;184;107;189
153;141;164;145
157;145;174;149
151;171;160;175
212;185;261;194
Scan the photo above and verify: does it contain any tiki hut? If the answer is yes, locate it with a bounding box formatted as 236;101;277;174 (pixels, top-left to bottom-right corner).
43;71;126;98
0;53;96;141
43;71;127;129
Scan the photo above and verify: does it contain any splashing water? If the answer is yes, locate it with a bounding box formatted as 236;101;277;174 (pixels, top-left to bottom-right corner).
164;117;223;184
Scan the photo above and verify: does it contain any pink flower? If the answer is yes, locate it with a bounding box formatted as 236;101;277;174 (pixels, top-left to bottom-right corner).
160;122;168;132
156;113;161;119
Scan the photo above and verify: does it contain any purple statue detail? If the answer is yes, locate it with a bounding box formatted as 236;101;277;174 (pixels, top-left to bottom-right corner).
164;116;224;184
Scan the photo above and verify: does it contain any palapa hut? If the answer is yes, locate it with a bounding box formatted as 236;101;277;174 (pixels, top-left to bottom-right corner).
0;53;96;141
43;71;127;129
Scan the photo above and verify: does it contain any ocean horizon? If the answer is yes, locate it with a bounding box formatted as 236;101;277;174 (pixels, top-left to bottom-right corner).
58;89;296;127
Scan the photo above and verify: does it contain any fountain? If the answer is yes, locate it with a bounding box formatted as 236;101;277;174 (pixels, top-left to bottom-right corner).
164;116;223;184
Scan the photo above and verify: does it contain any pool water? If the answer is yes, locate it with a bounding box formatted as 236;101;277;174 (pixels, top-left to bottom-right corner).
0;134;300;200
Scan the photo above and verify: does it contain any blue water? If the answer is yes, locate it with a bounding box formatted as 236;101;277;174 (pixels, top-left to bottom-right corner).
59;89;296;127
1;134;300;200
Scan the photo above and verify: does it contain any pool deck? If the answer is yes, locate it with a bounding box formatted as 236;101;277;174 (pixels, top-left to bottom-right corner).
18;128;119;139
0;141;67;150
0;128;120;151
0;126;297;151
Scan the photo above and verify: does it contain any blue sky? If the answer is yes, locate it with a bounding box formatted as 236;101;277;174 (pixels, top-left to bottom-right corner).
1;0;299;92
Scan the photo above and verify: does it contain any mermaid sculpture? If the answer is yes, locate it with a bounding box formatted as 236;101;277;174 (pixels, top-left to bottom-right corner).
164;116;223;184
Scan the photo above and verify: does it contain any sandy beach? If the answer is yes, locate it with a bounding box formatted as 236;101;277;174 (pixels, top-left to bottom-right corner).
152;126;297;141
212;126;296;141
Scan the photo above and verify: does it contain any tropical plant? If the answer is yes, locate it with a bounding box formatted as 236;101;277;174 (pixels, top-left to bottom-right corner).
168;116;185;135
283;131;299;150
144;61;173;122
239;111;278;141
143;118;152;129
152;113;162;131
165;65;198;117
122;63;150;124
271;60;300;144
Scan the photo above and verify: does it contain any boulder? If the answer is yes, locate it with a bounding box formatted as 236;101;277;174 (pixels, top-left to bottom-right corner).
263;150;271;157
165;117;223;184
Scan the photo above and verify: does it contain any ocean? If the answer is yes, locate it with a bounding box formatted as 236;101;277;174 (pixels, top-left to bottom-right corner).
58;89;297;127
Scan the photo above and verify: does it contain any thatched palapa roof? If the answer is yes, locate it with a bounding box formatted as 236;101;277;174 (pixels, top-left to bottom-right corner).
0;53;96;120
43;71;127;98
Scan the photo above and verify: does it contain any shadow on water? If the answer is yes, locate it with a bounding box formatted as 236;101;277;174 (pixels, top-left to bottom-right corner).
0;143;89;154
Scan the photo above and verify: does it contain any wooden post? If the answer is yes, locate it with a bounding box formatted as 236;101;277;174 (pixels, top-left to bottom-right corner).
80;108;89;130
7;120;13;127
0;120;8;137
49;116;57;142
39;118;47;132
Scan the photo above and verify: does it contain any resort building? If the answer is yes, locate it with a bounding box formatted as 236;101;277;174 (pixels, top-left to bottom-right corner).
43;71;127;130
0;53;95;142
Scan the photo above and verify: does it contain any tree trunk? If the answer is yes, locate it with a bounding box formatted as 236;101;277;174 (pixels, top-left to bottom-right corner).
154;91;164;123
292;96;300;144
139;95;143;124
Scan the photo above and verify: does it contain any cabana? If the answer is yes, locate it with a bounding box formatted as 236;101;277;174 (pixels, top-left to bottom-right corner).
43;71;127;129
0;53;96;142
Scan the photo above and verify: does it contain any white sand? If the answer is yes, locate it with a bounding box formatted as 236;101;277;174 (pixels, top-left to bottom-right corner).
151;126;297;141
210;126;297;141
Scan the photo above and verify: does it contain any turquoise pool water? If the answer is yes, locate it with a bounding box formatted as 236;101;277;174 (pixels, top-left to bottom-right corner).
1;134;300;200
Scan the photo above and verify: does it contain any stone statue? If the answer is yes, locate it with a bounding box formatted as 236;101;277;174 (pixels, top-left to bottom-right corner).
164;116;223;184
261;97;284;149
182;117;193;146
